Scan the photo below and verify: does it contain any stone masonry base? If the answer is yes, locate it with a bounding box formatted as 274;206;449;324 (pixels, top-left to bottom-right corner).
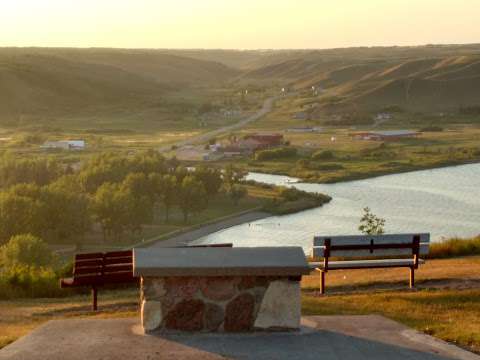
141;276;301;333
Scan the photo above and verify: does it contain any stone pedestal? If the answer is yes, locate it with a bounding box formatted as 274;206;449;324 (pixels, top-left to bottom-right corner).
134;247;309;333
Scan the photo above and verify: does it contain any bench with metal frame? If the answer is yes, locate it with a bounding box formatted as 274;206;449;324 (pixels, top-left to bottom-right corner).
309;234;430;294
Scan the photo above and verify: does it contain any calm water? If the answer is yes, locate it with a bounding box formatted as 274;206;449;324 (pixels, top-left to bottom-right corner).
194;164;480;251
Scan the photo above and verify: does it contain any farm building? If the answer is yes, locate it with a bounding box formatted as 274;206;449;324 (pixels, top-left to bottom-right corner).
352;130;418;141
243;134;284;148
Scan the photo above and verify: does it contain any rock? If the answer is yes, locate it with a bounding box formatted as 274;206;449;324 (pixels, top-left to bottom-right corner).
164;277;199;299
224;293;255;332
141;300;162;332
165;299;205;331
204;303;224;331
254;280;301;330
142;278;167;299
201;277;237;301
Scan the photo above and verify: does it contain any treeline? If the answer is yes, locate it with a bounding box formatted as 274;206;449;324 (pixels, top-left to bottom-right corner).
0;151;246;245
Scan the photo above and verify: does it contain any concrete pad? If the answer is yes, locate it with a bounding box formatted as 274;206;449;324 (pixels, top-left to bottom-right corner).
133;247;310;277
1;316;479;360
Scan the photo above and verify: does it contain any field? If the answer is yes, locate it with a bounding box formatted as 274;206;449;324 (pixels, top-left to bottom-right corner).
1;256;479;353
210;93;480;183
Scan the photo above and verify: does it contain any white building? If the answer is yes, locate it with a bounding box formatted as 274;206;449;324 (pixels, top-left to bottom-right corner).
41;140;86;151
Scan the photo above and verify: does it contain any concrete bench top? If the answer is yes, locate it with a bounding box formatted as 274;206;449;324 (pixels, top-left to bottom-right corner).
133;247;310;277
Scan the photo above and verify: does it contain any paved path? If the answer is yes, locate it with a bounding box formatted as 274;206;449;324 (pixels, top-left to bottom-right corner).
147;211;270;248
2;316;478;360
158;96;278;152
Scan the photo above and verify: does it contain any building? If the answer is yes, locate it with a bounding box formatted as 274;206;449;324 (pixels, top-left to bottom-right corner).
243;134;284;149
286;127;322;133
41;140;86;150
292;112;309;120
352;130;418;141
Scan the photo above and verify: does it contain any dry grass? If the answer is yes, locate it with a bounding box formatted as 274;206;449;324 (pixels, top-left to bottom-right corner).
1;257;480;354
302;256;480;354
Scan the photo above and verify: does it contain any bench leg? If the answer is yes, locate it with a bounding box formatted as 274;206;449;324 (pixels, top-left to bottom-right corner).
320;271;326;295
92;286;98;311
409;267;415;289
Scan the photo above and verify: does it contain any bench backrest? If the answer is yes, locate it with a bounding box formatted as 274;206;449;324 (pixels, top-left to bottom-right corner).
73;250;135;285
312;234;430;259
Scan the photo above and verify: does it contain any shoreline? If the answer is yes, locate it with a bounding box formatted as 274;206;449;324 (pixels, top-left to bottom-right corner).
246;159;480;185
141;210;271;248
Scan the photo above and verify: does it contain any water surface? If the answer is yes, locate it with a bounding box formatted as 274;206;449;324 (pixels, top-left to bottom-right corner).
194;164;480;251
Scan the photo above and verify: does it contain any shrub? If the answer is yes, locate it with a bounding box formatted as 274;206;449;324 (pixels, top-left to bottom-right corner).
311;150;335;161
255;147;297;161
0;234;55;268
0;264;64;299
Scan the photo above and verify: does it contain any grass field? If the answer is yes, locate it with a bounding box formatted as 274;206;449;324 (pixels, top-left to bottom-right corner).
211;93;480;183
1;256;479;353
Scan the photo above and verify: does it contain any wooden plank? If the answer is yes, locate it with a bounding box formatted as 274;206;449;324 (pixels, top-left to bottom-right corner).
104;264;133;274
74;267;102;276
104;250;133;258
75;259;104;268
103;257;132;265
309;258;425;270
312;243;429;258
313;233;430;246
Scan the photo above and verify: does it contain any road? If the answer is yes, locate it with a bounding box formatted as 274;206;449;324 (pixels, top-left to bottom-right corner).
158;96;278;152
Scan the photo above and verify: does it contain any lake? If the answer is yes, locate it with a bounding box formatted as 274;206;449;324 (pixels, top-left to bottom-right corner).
193;164;480;251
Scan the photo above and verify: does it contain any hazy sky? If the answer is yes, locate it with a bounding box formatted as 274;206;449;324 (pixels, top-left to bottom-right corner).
1;0;479;49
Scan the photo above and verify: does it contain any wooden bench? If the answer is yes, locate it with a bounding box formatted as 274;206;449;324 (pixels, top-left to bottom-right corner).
60;244;233;311
309;234;430;294
60;250;137;311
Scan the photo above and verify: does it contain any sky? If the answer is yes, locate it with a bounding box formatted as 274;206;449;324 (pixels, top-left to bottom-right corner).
1;0;480;49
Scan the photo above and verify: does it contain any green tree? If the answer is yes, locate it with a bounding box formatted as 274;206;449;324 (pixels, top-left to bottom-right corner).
151;174;177;223
0;190;44;245
121;173;154;234
0;234;55;268
229;185;247;206
358;207;386;235
195;167;223;202
92;183;132;241
223;164;245;192
178;176;207;223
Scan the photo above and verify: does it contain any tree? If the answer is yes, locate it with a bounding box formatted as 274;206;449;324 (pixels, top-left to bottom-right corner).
150;174;177;223
195;167;223;202
92;183;132;242
358;207;386;235
223;164;245;192
178;176;207;223
0;234;55;268
121;173;154;234
0;190;44;245
229;185;247;205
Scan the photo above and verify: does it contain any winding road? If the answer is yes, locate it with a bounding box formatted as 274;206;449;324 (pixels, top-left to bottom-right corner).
158;96;278;152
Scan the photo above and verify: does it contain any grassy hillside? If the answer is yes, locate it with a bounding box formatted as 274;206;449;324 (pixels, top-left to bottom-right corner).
0;48;240;129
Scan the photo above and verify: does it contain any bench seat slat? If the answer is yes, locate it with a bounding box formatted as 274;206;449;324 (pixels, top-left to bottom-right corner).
309;258;425;270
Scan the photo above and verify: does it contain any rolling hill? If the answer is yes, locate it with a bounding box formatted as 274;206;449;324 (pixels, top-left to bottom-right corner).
0;48;239;126
2;45;480;128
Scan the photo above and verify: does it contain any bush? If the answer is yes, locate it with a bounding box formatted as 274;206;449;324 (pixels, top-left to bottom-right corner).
311;150;335;161
0;234;55;268
255;147;297;161
0;264;64;299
